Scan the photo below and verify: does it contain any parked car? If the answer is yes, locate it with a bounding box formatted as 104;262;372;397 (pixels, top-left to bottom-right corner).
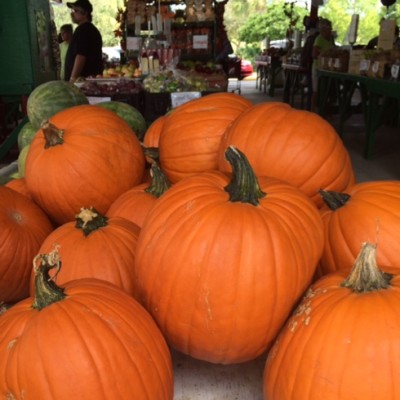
240;59;254;78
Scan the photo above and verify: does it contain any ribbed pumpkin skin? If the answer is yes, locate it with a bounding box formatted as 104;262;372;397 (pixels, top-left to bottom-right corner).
319;180;400;276
29;216;140;297
0;279;174;400
107;183;158;228
27;80;89;129
159;93;252;183
135;172;324;364
143;115;166;149
0;187;53;303
263;267;400;400
217;102;355;208
25;105;145;225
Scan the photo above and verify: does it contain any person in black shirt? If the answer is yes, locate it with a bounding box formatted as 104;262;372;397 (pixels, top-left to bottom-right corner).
65;0;103;82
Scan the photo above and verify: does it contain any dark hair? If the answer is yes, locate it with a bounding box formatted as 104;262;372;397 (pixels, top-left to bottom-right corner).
60;24;73;34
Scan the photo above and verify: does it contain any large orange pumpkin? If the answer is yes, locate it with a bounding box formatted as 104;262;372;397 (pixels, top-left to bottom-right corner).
318;181;400;277
5;177;32;199
143;115;166;149
264;242;400;400
25;105;145;225
29;207;140;297
135;147;324;364
217;102;355;208
158;92;252;183
107;163;170;228
0;186;53;303
0;249;174;400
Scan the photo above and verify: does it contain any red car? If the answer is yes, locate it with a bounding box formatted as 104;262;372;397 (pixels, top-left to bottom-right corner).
240;59;254;78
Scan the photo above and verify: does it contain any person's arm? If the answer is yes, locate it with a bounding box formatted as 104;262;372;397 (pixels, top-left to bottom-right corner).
69;54;86;83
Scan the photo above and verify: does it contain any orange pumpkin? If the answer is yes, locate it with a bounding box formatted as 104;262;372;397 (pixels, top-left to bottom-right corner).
0;248;174;400
5;177;32;199
317;181;400;277
0;186;53;303
107;163;170;228
264;243;400;400
135;147;324;364
25;105;145;225
217;102;355;208
143;115;166;149
29;207;140;297
158;92;252;183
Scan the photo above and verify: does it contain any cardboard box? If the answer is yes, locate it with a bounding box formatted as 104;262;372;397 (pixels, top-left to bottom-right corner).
348;49;366;74
377;19;396;50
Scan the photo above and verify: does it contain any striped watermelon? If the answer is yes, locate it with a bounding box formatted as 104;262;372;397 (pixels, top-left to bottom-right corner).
96;101;147;141
17;121;37;151
27;81;88;129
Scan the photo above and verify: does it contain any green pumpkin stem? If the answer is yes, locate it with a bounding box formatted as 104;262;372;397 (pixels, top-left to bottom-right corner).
319;189;351;210
41;120;64;148
224;146;266;206
142;146;159;162
75;207;108;236
341;242;393;293
32;246;66;310
145;162;171;198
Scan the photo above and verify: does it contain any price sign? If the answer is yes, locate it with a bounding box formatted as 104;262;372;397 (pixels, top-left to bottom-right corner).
193;35;208;49
171;92;201;108
391;64;400;80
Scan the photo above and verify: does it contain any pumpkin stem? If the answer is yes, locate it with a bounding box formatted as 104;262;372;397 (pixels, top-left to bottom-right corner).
32;245;66;310
75;207;108;237
224;146;266;206
145;162;171;198
142;145;159;162
319;189;350;210
41;120;64;148
341;242;393;293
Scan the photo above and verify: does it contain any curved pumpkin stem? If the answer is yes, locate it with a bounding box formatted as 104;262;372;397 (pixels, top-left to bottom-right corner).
142;145;160;162
41;120;64;148
341;242;393;293
145;162;171;198
224;146;266;206
319;189;350;210
75;207;108;237
32;246;66;310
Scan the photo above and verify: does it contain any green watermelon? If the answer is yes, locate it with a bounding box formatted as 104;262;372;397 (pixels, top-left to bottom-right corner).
96;101;147;141
17;121;37;151
27;81;89;129
17;145;30;178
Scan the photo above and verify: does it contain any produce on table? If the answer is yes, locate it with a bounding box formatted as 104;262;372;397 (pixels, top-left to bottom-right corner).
264;242;400;400
27;80;88;130
158;92;253;183
29;207;140;297
0;186;53;304
143;69;208;92
24;105;145;226
79;79;143;96
96;100;147;141
0;247;174;400
317;181;400;277
134;147;324;364
217;102;355;208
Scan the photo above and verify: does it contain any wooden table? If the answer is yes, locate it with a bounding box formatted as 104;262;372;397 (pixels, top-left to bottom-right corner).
281;63;307;108
255;56;282;97
317;69;400;159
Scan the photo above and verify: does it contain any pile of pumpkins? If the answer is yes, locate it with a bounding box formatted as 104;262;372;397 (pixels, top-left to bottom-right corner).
1;80;400;399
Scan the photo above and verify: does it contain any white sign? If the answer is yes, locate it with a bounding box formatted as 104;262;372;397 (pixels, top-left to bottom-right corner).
171;92;202;108
127;36;142;51
87;97;112;105
193;35;208;49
